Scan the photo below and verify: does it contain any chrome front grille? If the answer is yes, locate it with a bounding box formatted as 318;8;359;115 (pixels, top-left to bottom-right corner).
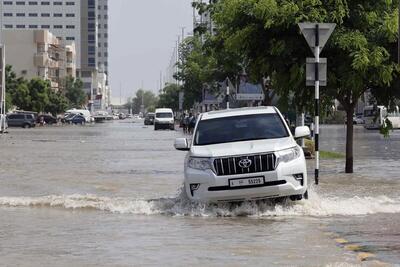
213;153;277;176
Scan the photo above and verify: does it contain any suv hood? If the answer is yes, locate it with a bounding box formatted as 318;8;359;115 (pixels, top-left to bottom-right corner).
190;137;296;158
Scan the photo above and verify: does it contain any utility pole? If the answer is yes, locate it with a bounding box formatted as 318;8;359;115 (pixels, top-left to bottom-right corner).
226;78;230;109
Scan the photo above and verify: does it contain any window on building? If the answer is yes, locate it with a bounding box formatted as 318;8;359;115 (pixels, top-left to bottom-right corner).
54;13;62;17
66;25;75;29
88;0;95;8
88;11;95;20
29;25;38;28
28;1;38;5
104;52;108;57
104;42;108;48
88;46;96;55
53;1;62;5
88;34;95;43
88;23;95;32
16;1;26;5
98;52;101;57
16;13;25;16
88;58;96;67
41;13;50;17
104;33;108;38
3;1;13;5
16;25;26;28
41;25;50;29
41;1;50;5
104;5;107;10
66;13;75;17
104;15;108;19
4;25;13;28
66;36;75;40
29;13;38;17
66;1;75;5
3;13;13;17
104;24;108;29
54;25;63;29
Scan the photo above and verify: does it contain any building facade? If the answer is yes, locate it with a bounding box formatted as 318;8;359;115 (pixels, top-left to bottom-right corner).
1;0;110;110
2;29;76;90
1;0;82;69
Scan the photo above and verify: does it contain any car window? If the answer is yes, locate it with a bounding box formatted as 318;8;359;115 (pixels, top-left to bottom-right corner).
194;113;289;146
156;113;172;118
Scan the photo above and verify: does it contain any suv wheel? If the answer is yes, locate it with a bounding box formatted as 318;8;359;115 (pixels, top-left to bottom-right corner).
154;124;158;131
289;194;303;201
23;123;31;129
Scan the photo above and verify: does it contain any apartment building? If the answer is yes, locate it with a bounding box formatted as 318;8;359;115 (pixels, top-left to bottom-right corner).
2;29;76;90
1;0;82;69
1;0;110;110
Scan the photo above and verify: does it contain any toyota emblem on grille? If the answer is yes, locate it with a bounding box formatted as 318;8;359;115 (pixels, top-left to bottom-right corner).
238;158;252;168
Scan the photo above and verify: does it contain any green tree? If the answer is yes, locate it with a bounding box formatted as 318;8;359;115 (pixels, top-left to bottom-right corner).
46;91;69;116
158;83;180;111
131;89;158;114
212;0;400;173
27;78;50;112
64;76;86;108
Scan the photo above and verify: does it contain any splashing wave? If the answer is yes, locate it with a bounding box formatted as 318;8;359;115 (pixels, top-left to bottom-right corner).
1;188;399;217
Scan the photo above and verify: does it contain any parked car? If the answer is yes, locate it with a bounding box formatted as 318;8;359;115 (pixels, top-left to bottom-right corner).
65;114;86;125
174;106;310;203
353;115;364;124
7;113;36;128
144;113;155;125
154;108;174;130
37;114;57;125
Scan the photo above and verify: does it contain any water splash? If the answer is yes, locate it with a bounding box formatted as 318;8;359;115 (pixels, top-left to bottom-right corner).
0;188;400;217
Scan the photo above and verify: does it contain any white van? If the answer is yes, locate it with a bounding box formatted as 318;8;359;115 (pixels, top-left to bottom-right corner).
363;106;400;129
154;108;174;130
66;109;92;123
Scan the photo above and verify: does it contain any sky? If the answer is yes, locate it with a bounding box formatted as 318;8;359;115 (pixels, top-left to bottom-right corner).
109;0;194;104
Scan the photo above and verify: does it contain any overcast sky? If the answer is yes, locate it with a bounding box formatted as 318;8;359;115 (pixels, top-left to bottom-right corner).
109;0;193;103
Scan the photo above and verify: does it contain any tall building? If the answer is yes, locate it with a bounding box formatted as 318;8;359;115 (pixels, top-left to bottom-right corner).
0;0;82;68
97;0;108;76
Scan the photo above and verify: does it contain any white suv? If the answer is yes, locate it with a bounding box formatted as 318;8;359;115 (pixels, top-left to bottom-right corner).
174;106;310;203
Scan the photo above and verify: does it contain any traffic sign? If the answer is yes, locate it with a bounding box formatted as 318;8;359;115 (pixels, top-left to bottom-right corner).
298;23;336;53
306;58;327;86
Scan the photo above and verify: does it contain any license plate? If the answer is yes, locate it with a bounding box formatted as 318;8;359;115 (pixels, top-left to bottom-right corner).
229;177;264;187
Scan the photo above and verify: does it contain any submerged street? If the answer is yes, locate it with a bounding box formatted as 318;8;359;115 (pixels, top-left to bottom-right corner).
0;121;399;266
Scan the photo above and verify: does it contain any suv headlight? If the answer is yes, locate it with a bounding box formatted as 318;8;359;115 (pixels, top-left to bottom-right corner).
276;146;302;164
188;157;212;170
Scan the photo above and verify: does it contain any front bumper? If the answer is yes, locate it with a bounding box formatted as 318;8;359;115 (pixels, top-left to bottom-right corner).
184;157;307;203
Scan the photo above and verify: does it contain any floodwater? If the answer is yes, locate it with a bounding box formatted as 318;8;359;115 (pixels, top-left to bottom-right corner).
0;122;399;266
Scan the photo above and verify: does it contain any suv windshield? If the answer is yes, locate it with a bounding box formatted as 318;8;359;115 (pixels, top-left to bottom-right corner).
194;113;289;146
156;113;172;118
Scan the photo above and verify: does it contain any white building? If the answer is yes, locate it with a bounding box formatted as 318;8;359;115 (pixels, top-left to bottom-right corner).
1;0;82;69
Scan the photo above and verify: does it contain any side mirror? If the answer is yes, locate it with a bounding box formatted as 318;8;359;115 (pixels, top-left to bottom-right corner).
174;138;190;151
294;126;310;139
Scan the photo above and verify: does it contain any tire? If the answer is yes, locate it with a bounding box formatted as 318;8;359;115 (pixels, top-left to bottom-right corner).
23;123;30;129
170;124;175;131
304;190;309;200
289;194;303;201
81;121;85;125
154;124;158;131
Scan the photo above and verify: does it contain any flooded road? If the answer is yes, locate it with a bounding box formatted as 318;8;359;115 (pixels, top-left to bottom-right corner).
0;122;399;266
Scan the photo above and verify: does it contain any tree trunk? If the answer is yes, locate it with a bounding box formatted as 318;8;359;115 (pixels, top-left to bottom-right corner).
345;106;355;173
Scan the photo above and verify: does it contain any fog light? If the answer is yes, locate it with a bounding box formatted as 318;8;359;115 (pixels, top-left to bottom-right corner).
293;174;304;186
190;183;200;196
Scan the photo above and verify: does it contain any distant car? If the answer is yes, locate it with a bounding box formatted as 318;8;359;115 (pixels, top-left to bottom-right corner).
144;113;155;125
119;113;126;120
7;113;36;128
65;114;86;125
154;108;174;130
37;114;57;125
353;115;364;124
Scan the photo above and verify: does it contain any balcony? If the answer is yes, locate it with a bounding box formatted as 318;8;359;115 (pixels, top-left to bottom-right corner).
34;53;59;68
